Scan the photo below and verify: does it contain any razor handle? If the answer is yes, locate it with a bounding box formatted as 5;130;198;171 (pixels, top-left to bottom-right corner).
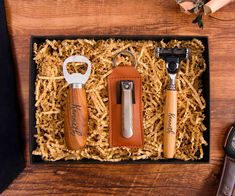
164;89;177;158
64;84;88;150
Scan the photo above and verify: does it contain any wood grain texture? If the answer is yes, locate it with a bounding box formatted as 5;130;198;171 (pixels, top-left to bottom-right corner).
64;86;88;150
2;0;235;195
164;90;177;159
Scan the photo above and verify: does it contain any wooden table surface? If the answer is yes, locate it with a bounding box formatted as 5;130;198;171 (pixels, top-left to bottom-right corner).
3;0;235;195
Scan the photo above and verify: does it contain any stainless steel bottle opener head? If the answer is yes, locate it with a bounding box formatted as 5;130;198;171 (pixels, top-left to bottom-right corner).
63;55;92;87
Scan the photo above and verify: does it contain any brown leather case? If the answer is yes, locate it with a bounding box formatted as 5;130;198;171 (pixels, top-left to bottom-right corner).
108;66;144;148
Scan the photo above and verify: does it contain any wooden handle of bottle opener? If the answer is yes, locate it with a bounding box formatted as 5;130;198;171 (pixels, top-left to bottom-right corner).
164;90;177;158
64;85;88;150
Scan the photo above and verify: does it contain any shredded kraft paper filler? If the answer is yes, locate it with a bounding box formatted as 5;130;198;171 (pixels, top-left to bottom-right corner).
32;38;207;162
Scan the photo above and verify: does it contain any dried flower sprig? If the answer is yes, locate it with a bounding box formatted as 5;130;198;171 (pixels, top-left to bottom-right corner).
176;0;209;29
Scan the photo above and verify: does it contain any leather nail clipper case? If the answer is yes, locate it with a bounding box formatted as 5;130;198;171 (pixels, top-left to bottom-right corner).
108;66;144;148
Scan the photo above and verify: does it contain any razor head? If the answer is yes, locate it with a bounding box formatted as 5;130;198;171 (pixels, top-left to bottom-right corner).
155;48;190;60
155;48;191;74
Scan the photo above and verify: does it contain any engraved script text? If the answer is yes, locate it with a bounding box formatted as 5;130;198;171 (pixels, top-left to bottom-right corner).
70;104;82;136
167;113;176;134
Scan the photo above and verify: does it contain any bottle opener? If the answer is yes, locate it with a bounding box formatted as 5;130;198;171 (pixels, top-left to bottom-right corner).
63;55;92;150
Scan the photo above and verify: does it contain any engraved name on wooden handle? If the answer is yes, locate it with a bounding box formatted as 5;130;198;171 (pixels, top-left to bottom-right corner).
64;86;88;150
164;90;177;159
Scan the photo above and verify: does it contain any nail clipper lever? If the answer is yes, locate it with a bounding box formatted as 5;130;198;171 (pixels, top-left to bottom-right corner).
121;80;134;139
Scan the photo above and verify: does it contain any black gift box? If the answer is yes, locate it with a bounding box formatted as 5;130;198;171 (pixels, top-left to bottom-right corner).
29;35;210;164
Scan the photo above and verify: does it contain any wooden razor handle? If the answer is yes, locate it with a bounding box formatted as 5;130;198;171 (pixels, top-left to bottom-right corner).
64;85;88;150
164;90;177;158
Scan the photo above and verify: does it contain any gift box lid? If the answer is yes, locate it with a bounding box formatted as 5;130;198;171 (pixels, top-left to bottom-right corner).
0;0;25;193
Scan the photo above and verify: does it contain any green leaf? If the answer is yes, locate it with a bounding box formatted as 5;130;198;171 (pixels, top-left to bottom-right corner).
192;14;204;29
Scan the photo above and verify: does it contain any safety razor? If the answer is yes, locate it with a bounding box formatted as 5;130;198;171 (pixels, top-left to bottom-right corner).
156;47;190;158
